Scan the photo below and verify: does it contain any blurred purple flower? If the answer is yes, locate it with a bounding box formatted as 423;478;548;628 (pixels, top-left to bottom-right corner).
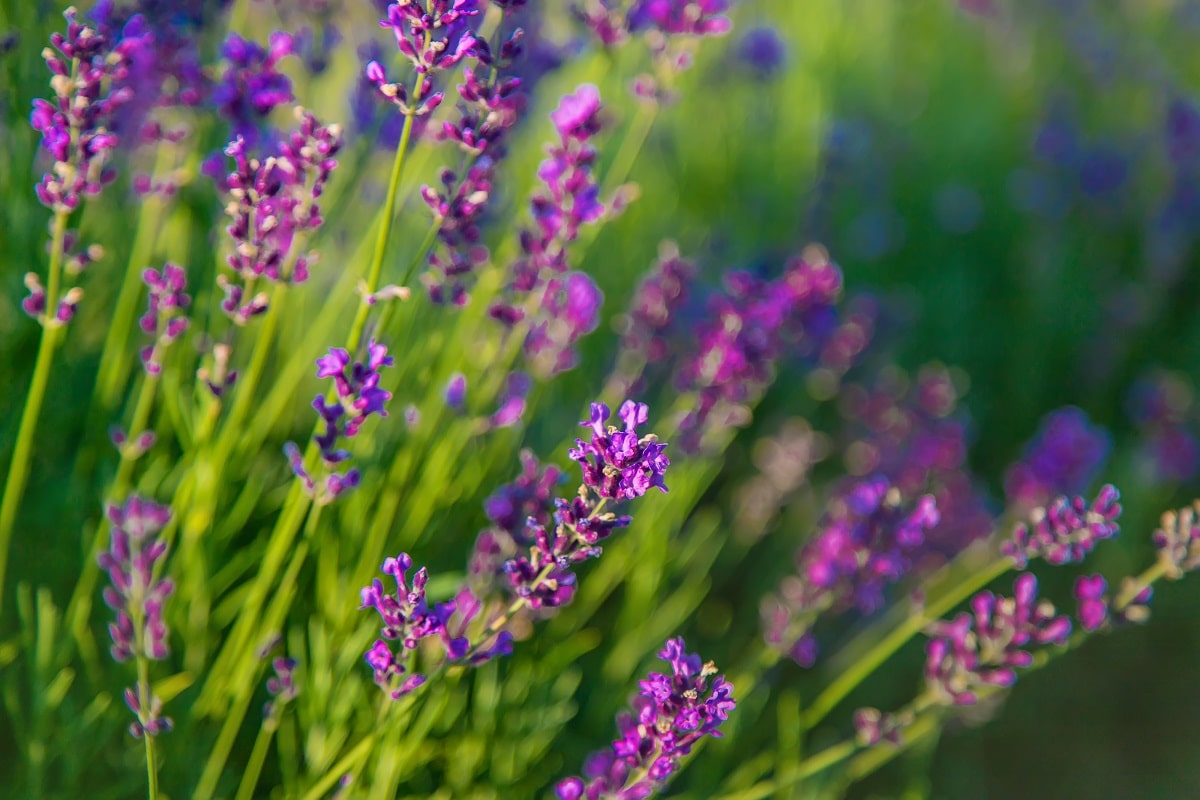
1004;407;1111;512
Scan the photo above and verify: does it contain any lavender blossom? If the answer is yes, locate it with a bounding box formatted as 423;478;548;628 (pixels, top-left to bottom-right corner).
444;373;468;411
217;109;343;323
1002;485;1122;568
617;242;695;367
285;340;393;504
1074;574;1109;632
138;263;190;374
762;477;939;666
98;495;174;737
1005;407;1111;512
924;574;1071;706
735;25;788;78
555;637;735;800
676;250;865;453
263;657;299;720
502;400;668;610
490;85;606;332
1153;500;1200;579
359;554;510;700
525;272;605;376
213;32;296;146
853;707;906;746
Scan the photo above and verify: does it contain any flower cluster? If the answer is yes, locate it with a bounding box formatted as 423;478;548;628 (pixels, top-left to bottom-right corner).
422;23;529;305
501;401;669;610
576;0;731;101
284;340;393;504
263;657;299;720
218;109;344;323
924;574;1071;706
360;553;510;699
1072;574;1152;632
555;637;735;800
1153;500;1200;579
97;495;175;737
617;242;695;368
1002;485;1122;568
138;263;190;374
213;32;296;146
525;272;605;376
676;250;868;453
838;365;993;556
490;84;606;339
762;477;940;666
852;707;908;746
1127;371;1199;483
32;7;151;214
365;1;481;118
1004;407;1111;512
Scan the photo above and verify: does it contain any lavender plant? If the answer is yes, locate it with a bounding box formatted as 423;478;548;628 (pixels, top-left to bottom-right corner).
3;2;1200;799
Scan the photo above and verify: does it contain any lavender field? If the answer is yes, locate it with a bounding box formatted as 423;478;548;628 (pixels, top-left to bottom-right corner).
3;1;1200;798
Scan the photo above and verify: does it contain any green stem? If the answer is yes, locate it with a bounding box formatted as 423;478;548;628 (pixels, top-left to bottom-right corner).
139;655;161;800
0;209;69;614
800;552;1011;731
348;110;416;353
234;710;281;800
218;283;287;452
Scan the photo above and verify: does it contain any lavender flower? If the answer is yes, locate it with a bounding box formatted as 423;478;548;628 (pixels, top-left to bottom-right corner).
735;25;788;78
502;400;668;610
217;109;343;323
213;32;295;146
676;250;864;453
853;707;907;746
422;22;529;304
490;85;606;333
762;478;939;665
555;637;735;800
285;340;393;504
617;242;695;366
360;553;461;698
263;657;299;720
138;263;190;374
1153;500;1200;579
1005;407;1111;512
1074;574;1109;632
924;574;1071;706
98;495;174;737
444;373;468;411
490;371;532;428
1003;485;1122;568
364;1;481;119
525;272;605;376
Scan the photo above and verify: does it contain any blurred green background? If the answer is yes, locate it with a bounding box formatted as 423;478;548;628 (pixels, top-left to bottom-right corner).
3;0;1200;797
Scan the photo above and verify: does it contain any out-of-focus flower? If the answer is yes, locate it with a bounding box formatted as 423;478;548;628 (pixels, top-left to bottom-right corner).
1005;407;1111;512
213;32;295;147
1003;485;1121;568
98;495;174;738
138;263;190;374
735;25;787;78
763;477;939;666
217;109;343;323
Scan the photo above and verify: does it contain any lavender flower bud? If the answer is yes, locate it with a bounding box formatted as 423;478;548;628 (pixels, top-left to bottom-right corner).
1153;500;1200;578
139;263;190;374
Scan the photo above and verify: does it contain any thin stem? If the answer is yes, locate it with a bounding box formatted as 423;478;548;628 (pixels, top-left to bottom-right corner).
139;656;161;800
0;208;69;613
234;709;281;800
800;551;1011;731
348;110;416;354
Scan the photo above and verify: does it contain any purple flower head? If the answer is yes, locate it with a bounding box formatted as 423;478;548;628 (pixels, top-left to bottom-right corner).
568;401;669;502
490;86;607;331
286;340;392;504
763;479;940;665
444;373;468;411
1005;407;1111;512
736;25;788;78
556;637;734;799
627;0;732;36
677;251;862;454
263;656;299;718
218;110;343;322
1003;485;1122;568
525;272;604;376
618;242;696;371
490;371;532;428
360;552;470;698
138;263;190;374
838;365;993;557
32;7;154;213
213;31;295;146
925;573;1071;706
99;495;174;739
